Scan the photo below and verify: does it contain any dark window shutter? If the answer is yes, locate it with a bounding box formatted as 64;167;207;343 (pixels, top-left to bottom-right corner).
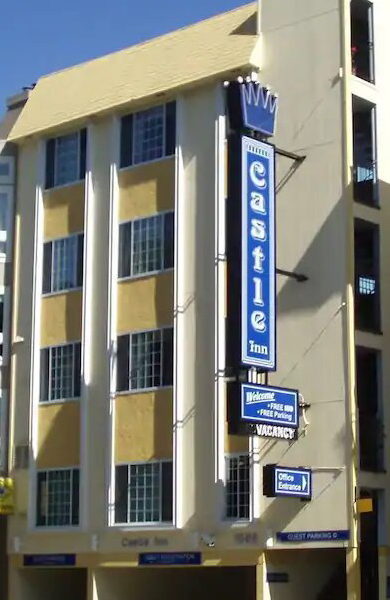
71;469;80;525
76;234;84;287
42;242;52;294
162;328;173;386
40;348;50;402
79;129;87;180
73;343;81;398
36;471;47;526
115;465;128;523
164;212;174;269
117;334;130;392
165;102;176;156
161;461;173;522
45;139;55;189
120;114;133;168
118;222;132;278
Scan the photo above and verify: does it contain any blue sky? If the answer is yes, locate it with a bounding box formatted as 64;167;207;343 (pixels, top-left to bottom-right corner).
1;0;248;110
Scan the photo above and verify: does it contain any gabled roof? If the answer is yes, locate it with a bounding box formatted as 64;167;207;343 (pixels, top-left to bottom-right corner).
9;3;260;141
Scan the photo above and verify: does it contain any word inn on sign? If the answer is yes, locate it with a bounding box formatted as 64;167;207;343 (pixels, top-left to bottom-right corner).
227;135;276;371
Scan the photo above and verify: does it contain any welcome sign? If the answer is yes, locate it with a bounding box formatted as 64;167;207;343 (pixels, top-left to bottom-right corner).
241;383;298;428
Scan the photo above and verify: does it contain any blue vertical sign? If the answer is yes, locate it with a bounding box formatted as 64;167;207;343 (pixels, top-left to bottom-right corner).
241;136;276;369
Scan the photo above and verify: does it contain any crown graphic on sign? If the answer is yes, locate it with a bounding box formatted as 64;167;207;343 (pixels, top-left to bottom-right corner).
241;83;278;115
226;80;279;137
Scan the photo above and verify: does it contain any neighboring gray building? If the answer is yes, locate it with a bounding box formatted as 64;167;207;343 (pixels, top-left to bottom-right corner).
0;90;29;600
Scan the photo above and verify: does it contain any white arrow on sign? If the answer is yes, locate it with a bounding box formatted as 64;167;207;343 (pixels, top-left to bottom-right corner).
302;475;307;491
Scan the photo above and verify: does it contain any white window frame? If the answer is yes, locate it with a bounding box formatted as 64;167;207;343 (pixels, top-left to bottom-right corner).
53;132;81;188
224;453;251;522
0;156;14;185
118;211;173;281
118;326;172;394
44;232;82;296
113;459;173;527
36;466;79;529
0;186;12;261
132;104;166;166
41;340;81;403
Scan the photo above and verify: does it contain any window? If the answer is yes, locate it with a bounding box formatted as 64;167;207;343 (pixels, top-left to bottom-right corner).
36;468;79;527
114;461;172;524
119;212;174;279
0;157;14;184
356;347;384;472
40;342;81;402
42;233;84;294
225;454;250;520
351;0;375;83
353;98;377;206
117;327;173;392
0;191;9;255
120;102;176;168
354;219;380;331
45;129;87;189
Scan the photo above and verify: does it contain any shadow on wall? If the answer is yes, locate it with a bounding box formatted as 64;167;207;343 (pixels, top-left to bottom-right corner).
276;191;346;317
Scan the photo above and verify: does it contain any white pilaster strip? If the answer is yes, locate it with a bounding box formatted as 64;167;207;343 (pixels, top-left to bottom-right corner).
250;431;261;520
80;124;95;530
214;84;227;520
173;95;185;529
28;140;45;529
107;116;120;525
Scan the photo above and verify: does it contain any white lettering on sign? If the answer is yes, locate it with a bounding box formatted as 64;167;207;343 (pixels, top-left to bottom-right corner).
249;155;268;354
251;219;267;241
249;340;268;354
250;192;266;214
255;424;295;440
252;246;265;273
251;312;266;333
253;277;264;307
241;137;275;369
250;161;267;189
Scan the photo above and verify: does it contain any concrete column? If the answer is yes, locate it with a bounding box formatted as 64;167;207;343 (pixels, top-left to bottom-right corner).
378;547;386;600
256;555;267;600
346;546;360;600
86;569;98;600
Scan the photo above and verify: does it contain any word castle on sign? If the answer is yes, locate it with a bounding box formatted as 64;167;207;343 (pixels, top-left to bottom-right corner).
226;135;276;371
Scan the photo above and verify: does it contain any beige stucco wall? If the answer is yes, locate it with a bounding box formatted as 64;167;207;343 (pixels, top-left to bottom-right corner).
119;158;175;222
41;291;82;347
37;402;80;468
117;272;173;333
257;0;349;536
115;389;173;462
43;182;85;240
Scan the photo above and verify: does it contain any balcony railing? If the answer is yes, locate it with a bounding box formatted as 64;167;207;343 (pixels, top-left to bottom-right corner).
355;271;380;331
353;159;377;205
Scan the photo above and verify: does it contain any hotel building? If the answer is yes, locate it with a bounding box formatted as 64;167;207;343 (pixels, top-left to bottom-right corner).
5;1;390;598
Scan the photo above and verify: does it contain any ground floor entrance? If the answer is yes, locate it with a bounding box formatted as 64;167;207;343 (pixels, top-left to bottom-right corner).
8;547;348;600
